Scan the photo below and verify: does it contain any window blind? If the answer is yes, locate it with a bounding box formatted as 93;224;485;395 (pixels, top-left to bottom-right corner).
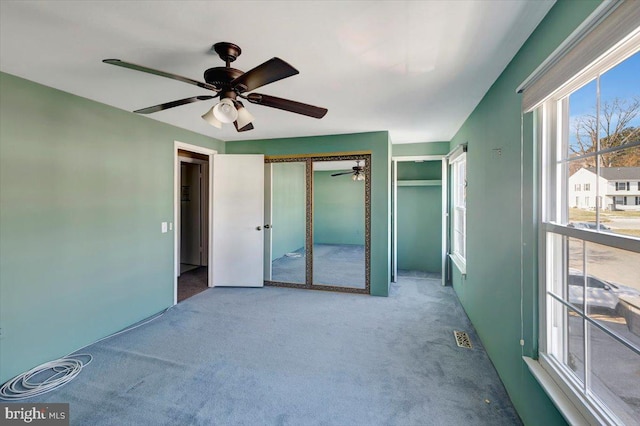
518;0;640;112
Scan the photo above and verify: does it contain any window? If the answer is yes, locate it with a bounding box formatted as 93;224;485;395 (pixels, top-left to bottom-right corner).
575;183;582;191
616;182;630;191
584;183;591;191
451;153;466;269
636;196;640;206
538;40;640;424
585;196;590;206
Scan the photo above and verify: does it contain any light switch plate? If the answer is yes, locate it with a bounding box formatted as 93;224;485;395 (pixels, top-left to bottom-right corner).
161;222;168;233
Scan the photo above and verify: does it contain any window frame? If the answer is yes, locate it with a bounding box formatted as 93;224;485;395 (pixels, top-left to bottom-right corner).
450;152;467;271
537;35;640;425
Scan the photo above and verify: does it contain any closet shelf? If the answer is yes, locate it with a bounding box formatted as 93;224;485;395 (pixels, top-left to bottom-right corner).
397;180;442;187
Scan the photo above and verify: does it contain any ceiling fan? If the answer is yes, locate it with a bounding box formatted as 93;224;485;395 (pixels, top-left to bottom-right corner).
331;160;365;181
103;42;328;132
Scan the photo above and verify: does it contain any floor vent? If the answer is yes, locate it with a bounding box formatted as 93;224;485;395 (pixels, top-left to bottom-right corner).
453;331;473;349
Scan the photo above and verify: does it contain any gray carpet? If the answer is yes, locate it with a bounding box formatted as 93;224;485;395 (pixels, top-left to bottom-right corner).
22;272;521;425
271;244;365;288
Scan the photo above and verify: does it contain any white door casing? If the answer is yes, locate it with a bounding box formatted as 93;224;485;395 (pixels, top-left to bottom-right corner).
211;154;265;287
263;163;273;281
174;142;217;305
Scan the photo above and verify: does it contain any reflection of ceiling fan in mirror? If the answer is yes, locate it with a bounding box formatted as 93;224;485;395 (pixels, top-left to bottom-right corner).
331;160;365;181
103;42;328;132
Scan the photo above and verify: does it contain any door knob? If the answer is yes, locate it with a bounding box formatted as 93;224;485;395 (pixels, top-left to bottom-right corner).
256;226;262;231
264;224;272;229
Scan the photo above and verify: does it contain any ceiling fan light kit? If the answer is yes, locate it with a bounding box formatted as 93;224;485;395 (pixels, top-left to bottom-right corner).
201;107;222;129
103;41;327;133
234;101;255;129
212;98;238;123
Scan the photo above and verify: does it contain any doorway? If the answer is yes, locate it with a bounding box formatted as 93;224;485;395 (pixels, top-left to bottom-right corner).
177;150;209;302
174;143;216;304
391;155;444;283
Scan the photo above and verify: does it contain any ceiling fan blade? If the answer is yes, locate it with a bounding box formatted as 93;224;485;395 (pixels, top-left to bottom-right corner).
231;58;299;92
330;171;353;177
246;93;327;119
103;59;220;92
134;95;216;114
234;121;254;132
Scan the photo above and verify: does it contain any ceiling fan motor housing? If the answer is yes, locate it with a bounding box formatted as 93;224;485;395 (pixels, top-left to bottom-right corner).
203;67;244;92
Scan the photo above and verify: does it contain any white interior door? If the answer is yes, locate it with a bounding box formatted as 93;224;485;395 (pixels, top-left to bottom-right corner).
212;154;265;287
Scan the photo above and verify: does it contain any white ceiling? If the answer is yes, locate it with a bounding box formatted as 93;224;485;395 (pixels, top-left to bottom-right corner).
0;1;554;144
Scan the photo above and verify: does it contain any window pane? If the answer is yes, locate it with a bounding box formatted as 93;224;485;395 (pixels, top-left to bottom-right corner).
568;158;599;226
585;241;640;349
568;237;585;312
599;50;640;150
588;324;640;424
549;298;585;384
599;145;640;239
567;309;585;384
567;79;597;161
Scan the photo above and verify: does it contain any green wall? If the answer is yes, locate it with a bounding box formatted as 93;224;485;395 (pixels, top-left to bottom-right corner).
448;1;601;425
313;170;365;245
226;131;391;296
392;141;449;156
0;72;224;384
397;161;442;180
271;162;306;259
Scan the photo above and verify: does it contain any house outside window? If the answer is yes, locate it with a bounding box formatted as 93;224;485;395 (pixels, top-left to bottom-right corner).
569;168;640;211
450;153;466;269
575;183;582;191
536;28;640;425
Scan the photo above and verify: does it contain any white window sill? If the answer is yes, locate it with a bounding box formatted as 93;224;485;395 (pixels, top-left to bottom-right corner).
523;356;603;426
449;253;466;276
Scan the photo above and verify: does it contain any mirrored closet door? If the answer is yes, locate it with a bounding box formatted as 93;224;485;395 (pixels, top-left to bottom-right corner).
264;161;307;286
265;153;371;294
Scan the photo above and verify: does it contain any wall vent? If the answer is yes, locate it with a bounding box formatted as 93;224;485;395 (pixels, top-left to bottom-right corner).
453;330;472;349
